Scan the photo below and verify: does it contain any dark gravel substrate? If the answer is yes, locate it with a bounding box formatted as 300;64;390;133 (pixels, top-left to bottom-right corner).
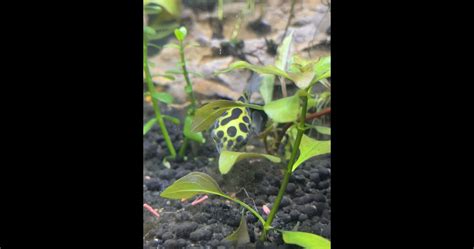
143;101;331;248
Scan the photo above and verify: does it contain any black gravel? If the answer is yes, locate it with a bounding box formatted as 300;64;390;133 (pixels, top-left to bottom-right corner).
143;101;331;248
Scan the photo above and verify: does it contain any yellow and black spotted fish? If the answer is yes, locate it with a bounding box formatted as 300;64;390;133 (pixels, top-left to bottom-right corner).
211;95;254;152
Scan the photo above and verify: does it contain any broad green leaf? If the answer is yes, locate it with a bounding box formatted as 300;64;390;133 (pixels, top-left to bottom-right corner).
263;95;300;123
314;126;331;135
218;61;290;79
223;213;250;246
292;135;331;172
143;118;156;135
160;172;224;200
144;26;156;37
145;0;181;18
288;55;311;72
191;100;246;132
259;74;275;104
281;230;330;249
174;26;187;41
184;115;205;143
151;92;174;104
275;31;293;71
286;55;329;89
312;56;331;83
144;4;162;15
163;115;180;125
219;151;281;174
288;71;316;89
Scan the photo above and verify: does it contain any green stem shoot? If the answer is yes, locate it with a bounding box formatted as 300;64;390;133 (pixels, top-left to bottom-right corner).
177;35;198;157
178;39;197;115
144;35;176;159
259;91;309;241
178;137;189;158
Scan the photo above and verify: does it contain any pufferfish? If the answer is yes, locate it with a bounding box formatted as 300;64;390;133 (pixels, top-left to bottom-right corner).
211;95;259;152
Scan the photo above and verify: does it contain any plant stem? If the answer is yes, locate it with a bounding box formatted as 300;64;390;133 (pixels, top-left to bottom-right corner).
177;38;198;157
228;196;266;226
144;36;176;159
178;137;189;158
259;93;309;241
274;108;331;153
178;39;197;115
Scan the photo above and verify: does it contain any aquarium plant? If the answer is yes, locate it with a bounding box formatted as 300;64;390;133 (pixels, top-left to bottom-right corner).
143;26;178;161
160;31;331;247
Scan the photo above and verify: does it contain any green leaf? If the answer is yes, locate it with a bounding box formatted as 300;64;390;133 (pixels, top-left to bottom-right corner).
165;69;183;75
223;213;250;246
163;115;180;125
218;61;290;79
163;43;180;49
263;95;300;123
144;26;156;37
151;73;176;81
288;55;311;72
286;55;330;89
259;74;275;104
185;41;201;48
219;151;281;174
151;92;174;104
312;56;331;83
184;116;205;143
314;126;331;135
292;135;331;172
288;71;316;89
275;31;293;71
160;172;225;200
148;23;179;41
144;4;162;15
147;43;162;50
174;26;187;41
143;118;156;135
145;0;181;18
281;230;330;249
191;100;246;132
